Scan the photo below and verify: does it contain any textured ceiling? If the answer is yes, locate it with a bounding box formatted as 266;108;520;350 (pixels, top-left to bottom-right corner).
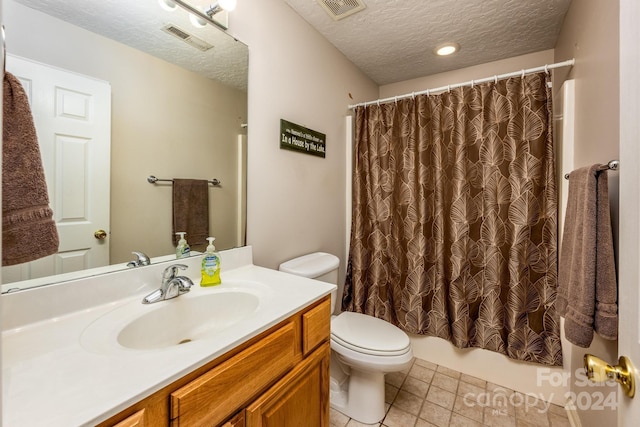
13;1;571;90
285;0;572;85
12;0;248;91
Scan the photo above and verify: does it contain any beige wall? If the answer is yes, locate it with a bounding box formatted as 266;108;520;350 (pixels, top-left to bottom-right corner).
4;0;247;263
228;0;378;275
554;0;620;426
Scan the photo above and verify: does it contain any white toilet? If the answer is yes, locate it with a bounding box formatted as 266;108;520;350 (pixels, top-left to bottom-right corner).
279;252;413;425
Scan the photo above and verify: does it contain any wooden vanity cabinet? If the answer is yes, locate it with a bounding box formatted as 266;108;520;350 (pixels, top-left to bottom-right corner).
245;344;330;427
112;409;147;427
99;295;331;427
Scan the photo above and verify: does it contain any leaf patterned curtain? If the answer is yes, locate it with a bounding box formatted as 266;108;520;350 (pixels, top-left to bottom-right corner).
344;72;561;366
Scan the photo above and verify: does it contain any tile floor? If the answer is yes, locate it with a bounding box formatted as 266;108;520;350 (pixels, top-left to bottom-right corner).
329;358;572;427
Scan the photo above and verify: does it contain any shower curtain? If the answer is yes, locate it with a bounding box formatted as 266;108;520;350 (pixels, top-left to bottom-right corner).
344;72;562;366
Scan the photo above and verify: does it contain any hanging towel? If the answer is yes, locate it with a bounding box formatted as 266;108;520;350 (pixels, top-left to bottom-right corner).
2;72;59;266
556;164;618;347
172;179;209;251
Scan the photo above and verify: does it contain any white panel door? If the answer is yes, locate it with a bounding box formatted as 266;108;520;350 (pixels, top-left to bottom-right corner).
2;55;111;283
618;0;640;424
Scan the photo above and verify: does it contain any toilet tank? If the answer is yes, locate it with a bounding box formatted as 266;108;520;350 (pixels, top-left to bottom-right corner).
278;252;339;312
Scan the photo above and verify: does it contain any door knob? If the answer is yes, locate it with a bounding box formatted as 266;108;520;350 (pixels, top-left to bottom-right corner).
584;354;635;398
94;229;108;240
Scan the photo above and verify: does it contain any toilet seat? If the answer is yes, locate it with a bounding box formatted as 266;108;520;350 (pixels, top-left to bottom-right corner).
331;312;411;356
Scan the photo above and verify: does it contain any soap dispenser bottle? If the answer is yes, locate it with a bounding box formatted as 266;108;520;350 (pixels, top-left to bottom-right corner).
200;237;221;286
175;232;191;259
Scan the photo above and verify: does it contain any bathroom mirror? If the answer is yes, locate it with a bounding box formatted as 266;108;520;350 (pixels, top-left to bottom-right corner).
2;0;248;291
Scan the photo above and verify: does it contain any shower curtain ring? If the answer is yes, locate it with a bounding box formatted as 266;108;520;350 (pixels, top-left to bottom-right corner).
447;85;451;93
471;79;474;88
494;75;498;84
545;64;549;74
412;92;416;99
521;69;525;78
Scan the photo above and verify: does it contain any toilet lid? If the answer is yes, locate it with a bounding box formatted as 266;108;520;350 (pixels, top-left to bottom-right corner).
331;312;410;356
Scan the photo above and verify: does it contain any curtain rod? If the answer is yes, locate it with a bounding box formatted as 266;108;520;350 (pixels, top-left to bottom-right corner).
348;59;576;110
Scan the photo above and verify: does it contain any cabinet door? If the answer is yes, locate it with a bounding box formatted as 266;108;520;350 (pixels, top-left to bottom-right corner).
113;409;146;427
245;343;330;427
171;322;297;426
222;411;245;427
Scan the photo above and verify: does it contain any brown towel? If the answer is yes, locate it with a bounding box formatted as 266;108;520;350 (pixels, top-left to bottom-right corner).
2;72;59;266
172;179;209;251
556;164;618;347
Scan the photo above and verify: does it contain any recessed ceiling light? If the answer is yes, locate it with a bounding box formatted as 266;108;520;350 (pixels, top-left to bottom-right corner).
435;43;460;56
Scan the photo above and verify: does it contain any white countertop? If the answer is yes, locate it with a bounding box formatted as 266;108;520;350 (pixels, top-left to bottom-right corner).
2;247;335;426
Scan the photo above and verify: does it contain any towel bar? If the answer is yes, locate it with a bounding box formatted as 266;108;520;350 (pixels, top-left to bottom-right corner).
564;160;619;180
147;175;221;186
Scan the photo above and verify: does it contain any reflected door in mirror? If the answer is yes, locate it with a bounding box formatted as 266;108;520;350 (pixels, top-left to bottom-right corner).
2;55;111;283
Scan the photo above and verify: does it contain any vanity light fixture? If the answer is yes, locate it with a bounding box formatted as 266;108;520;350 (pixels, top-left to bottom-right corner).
435;42;460;56
189;7;208;28
206;0;237;16
158;0;178;12
168;0;237;31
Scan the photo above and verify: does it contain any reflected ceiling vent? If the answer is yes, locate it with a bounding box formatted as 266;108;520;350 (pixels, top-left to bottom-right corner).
161;24;214;52
318;0;366;21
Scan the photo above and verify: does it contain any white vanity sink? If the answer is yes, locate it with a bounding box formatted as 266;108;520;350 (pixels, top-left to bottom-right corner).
2;247;336;427
118;291;260;350
81;280;268;353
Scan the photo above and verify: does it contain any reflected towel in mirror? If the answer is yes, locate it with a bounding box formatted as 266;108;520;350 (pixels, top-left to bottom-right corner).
172;179;209;251
2;72;59;266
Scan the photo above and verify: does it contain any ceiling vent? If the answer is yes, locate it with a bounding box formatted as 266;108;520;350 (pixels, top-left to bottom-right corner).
318;0;366;21
161;24;214;52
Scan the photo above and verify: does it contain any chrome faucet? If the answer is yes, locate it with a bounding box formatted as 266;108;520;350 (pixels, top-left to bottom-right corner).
142;264;194;304
127;251;151;268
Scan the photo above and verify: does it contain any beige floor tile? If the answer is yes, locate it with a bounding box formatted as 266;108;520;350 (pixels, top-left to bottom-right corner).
547;403;567;417
459;374;486;389
483;408;517;427
401;376;431;398
386;384;400;404
487;382;515;396
401;358;416;374
330;408;350;427
448;412;482;427
383;406;418;427
415;358;438;371
393;390;424;416
514;399;550;427
346;419;382;427
409;364;436;383
419;400;452;427
436;365;462;379
386;370;408;388
333;361;567;427
452;394;483;423
456;381;484;398
427;385;456;410
485;390;516;416
548;412;571;427
431;372;459;393
515;419;551;427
